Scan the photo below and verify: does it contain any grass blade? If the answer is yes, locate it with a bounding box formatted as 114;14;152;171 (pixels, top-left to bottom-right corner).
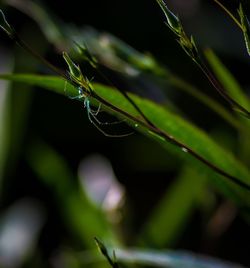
27;140;120;247
204;49;250;111
0;74;250;207
139;166;207;247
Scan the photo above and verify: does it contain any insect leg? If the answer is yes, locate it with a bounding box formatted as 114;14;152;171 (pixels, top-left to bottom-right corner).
84;98;133;137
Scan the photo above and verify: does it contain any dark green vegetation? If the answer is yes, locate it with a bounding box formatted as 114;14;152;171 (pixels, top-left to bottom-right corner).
0;0;250;267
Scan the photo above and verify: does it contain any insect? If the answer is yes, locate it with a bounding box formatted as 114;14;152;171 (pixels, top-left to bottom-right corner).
63;52;133;137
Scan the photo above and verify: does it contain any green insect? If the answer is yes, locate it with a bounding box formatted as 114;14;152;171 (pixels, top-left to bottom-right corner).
63;52;132;137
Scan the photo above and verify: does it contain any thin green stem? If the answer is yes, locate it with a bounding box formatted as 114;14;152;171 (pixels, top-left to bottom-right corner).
93;65;155;128
10;32;69;81
1;11;250;191
196;57;250;118
169;76;241;128
152;65;242;130
91;89;250;192
155;0;250;118
213;0;243;30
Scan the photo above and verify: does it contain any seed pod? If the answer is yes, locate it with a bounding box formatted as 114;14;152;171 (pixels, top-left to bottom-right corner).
156;0;181;35
63;51;83;83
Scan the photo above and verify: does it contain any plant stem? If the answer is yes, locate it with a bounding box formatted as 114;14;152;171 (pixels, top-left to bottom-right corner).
212;0;243;31
197;57;250;118
2;15;250;191
91;91;250;192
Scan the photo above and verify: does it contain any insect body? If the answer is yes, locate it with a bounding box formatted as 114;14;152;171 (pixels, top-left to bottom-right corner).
63;52;132;137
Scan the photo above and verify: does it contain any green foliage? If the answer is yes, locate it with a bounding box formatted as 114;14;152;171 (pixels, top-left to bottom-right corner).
155;0;181;34
140;166;207;247
155;0;198;61
63;51;85;85
74;42;98;68
204;49;250;112
95;238;119;268
27;140;119;247
0;73;250;205
238;4;250;56
73;28;241;130
213;1;250;57
0;70;10;187
1;1;250;267
155;0;250;118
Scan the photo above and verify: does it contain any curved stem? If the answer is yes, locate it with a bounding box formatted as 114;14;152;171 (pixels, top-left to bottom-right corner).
91;91;250;191
4;22;250;191
197;57;250;118
213;0;243;30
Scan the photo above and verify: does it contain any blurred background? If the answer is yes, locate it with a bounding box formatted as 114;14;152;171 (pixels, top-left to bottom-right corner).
0;0;250;267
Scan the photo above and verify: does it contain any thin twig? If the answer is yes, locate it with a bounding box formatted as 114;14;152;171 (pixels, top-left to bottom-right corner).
92;91;250;192
213;0;243;30
196;57;250;118
1;11;250;192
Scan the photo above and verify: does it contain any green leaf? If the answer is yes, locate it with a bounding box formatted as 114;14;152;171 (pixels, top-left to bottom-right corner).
0;73;250;207
155;0;199;62
95;238;119;268
77;29;240;130
6;0;241;130
154;1;250;118
0;79;10;187
26;140;119;247
139;166;207;247
204;48;250;166
74;42;98;68
63;51;85;85
204;48;250;111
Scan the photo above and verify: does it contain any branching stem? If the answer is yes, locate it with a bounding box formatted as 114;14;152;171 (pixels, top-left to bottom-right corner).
1;9;250;191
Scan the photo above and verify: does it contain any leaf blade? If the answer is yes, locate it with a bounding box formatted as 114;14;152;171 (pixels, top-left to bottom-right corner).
204;48;250;111
0;73;250;207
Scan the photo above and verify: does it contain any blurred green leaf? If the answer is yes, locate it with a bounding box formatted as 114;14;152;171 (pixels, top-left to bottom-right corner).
204;49;250;111
77;29;240;130
139;166;207;247
113;248;246;268
153;1;250;118
0;74;250;208
4;0;65;46
155;0;198;62
5;0;241;130
26;140;119;247
95;237;118;268
204;49;250;165
0;78;10;188
0;48;33;195
0;51;12;192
